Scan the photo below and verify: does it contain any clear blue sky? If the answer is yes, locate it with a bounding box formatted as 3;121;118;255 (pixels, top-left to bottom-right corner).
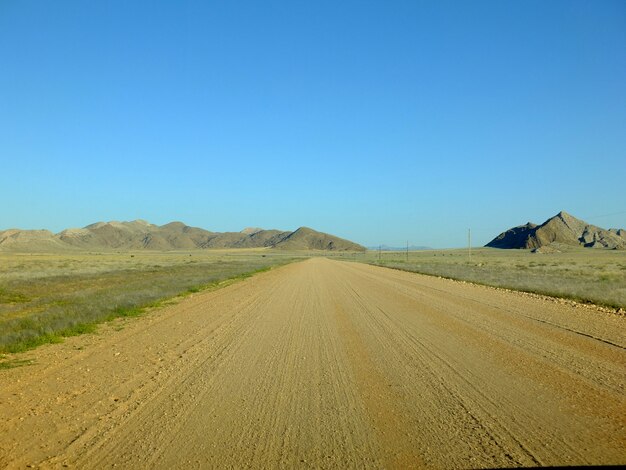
1;1;625;248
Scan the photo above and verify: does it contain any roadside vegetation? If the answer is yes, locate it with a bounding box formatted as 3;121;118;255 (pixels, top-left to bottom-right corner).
0;250;301;354
3;246;624;358
343;247;626;310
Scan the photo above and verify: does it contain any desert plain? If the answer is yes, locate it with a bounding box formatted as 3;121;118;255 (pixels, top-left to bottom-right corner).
0;248;625;468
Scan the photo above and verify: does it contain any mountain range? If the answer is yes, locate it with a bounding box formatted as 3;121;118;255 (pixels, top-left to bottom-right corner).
367;245;432;251
0;220;366;252
486;211;626;250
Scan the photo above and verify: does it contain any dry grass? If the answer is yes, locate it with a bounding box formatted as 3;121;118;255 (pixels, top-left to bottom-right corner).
4;246;623;356
0;250;302;353
340;247;626;309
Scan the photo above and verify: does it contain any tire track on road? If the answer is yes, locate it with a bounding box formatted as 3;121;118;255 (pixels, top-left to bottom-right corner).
1;258;625;469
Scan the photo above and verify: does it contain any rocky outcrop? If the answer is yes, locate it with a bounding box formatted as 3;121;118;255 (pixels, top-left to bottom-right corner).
486;211;626;250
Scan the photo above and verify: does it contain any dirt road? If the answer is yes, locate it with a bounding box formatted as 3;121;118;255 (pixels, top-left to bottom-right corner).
1;258;625;468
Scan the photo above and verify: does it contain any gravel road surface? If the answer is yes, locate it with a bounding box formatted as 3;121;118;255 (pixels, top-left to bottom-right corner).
1;258;624;468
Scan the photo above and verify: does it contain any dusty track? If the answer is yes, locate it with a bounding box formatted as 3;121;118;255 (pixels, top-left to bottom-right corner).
1;258;625;468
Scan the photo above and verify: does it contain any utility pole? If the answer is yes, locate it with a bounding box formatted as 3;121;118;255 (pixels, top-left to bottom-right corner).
468;228;471;262
406;240;409;262
379;244;382;262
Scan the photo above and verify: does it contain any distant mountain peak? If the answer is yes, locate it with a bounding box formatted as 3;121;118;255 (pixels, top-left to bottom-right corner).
161;221;187;229
291;226;315;235
486;211;625;250
240;227;263;235
274;227;364;251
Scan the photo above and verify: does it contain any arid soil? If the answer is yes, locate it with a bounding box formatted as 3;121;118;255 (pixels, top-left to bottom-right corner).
1;258;624;468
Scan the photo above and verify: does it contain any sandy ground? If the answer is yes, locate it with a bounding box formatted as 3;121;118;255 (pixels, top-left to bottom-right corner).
1;258;625;469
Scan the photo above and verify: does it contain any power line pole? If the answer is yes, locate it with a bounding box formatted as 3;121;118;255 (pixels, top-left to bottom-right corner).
406;240;409;262
379;244;381;262
468;228;471;262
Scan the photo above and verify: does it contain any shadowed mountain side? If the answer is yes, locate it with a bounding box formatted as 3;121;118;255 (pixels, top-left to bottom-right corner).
486;211;626;250
233;230;292;248
0;221;366;252
485;223;538;249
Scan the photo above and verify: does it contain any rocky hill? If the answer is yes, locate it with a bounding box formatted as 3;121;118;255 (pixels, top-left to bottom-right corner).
0;221;365;252
271;227;365;251
486;211;626;250
0;229;69;252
